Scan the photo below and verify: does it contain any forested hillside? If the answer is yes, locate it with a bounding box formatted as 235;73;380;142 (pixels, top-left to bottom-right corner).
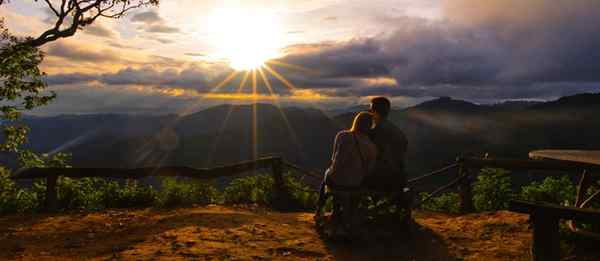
4;93;600;182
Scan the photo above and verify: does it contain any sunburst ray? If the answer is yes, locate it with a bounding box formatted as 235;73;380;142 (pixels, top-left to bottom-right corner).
263;64;298;91
252;69;259;160
266;60;319;75
258;67;306;161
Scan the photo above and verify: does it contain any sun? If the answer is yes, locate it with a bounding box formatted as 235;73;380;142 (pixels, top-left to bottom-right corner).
208;8;285;71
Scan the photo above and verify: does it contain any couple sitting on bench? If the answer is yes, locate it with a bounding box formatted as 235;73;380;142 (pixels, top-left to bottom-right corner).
315;97;410;233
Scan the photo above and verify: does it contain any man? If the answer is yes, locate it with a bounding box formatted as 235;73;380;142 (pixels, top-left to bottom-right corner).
364;96;409;192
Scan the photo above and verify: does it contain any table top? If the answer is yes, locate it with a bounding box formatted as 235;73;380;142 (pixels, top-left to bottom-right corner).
529;150;600;166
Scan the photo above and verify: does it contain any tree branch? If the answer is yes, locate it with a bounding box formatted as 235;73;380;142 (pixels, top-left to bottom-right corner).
20;0;159;48
43;0;60;16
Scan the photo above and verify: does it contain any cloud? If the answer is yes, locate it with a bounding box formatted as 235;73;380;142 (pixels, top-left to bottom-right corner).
82;23;116;38
184;53;207;57
275;0;600;99
45;73;97;85
106;41;143;50
145;24;180;34
130;10;181;35
130;11;162;24
46;65;228;93
281;38;390;78
46;42;122;63
154;38;175;44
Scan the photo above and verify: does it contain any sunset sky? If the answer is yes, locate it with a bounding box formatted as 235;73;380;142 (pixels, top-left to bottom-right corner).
2;0;599;115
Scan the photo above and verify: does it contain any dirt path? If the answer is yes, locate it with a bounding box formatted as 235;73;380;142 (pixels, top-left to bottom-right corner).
0;206;597;260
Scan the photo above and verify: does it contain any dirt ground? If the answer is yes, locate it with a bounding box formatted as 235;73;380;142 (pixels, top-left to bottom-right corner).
1;205;598;260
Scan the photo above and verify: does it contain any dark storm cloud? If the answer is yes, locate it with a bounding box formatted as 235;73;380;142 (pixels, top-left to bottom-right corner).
281;38;391;78
277;0;600;99
321;82;600;101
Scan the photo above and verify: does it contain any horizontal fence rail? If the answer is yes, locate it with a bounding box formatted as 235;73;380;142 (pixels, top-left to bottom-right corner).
12;156;290;211
13;156;280;180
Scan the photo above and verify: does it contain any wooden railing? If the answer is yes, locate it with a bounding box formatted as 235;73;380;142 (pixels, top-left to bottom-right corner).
455;156;600;213
13;156;289;211
412;156;600;213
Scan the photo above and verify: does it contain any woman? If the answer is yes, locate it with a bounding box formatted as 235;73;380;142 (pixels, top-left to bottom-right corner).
315;111;377;217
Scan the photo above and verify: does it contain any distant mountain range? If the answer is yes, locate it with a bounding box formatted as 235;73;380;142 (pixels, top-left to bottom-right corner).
3;92;600;183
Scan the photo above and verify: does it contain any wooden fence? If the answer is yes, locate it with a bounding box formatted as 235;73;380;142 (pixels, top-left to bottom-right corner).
410;156;600;261
13;156;289;211
413;156;600;213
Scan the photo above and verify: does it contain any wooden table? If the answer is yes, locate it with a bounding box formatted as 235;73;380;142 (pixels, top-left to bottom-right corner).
529;150;600;166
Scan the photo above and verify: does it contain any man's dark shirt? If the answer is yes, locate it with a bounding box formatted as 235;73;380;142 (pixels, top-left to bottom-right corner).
366;119;408;189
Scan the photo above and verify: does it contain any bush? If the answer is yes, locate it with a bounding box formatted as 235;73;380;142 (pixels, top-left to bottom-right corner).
0;167;41;214
101;180;158;208
419;192;460;213
284;174;318;210
223;172;318;210
473;168;513;211
519;175;576;206
56;177;105;210
158;178;219;207
223;174;275;205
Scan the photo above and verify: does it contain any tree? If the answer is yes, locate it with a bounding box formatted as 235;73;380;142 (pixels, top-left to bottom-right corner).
0;0;159;166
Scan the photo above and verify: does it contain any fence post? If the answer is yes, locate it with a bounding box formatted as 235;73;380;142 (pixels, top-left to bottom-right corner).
531;210;560;261
270;157;290;209
458;163;474;213
46;174;58;212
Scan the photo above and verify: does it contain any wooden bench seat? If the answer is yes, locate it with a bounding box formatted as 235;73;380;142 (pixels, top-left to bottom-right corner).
509;200;600;261
318;186;414;238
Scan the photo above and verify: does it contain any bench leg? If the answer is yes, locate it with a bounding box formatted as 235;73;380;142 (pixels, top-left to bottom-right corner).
531;211;560;261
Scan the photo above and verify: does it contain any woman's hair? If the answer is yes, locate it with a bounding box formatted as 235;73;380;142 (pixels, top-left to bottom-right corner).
350;111;373;133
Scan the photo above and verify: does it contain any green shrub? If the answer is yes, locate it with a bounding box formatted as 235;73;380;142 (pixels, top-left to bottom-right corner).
0;167;41;214
101;180;158;208
284;174;318;210
473;168;513;211
158;178;219;207
519;175;576;206
223;172;318;210
56;177;105;210
223;174;274;205
419;192;460;213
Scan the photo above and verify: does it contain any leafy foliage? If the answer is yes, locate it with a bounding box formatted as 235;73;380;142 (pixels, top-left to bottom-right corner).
472;168;513;211
223;173;275;205
222;172;318;210
283;174;318;210
158;178;218;207
0;19;55;154
0;167;38;214
100;180;158;208
519;176;576;205
419;192;460;213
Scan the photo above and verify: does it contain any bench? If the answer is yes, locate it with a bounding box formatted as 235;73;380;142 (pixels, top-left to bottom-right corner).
317;185;414;239
509;200;600;261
